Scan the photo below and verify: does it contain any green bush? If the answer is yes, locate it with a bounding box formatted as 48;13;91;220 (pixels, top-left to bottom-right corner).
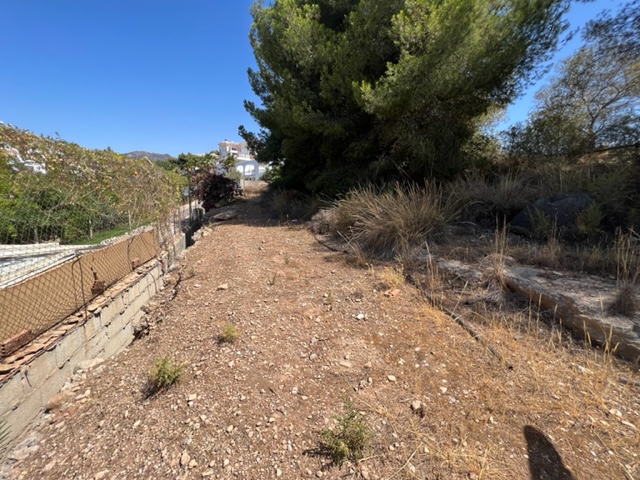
148;355;184;394
320;399;370;466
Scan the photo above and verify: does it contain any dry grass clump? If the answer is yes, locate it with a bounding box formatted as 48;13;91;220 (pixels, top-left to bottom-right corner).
218;321;240;343
332;182;457;259
377;263;405;289
450;170;534;225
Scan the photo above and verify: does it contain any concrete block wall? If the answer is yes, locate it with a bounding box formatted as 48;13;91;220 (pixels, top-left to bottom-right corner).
0;230;186;448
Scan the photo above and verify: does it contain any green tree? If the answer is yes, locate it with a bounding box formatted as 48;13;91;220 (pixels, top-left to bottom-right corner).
503;1;640;160
242;0;571;194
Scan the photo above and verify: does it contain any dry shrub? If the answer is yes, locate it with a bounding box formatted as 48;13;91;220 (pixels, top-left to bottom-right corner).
333;182;457;259
451;170;534;225
268;189;321;221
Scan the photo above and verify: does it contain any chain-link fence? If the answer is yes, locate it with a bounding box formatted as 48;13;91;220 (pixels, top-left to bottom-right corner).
0;124;188;359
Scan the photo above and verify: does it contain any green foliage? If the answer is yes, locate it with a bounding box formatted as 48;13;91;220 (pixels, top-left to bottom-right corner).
320;399;370;466
504;1;640;162
170;152;216;173
0;124;182;244
201;173;243;211
148;355;184;393
218;322;240;343
244;0;570;194
575;203;603;239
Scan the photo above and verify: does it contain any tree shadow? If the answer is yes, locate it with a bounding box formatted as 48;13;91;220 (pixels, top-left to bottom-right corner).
524;425;576;480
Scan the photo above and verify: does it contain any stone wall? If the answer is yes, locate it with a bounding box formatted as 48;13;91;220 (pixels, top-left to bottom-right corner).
0;231;186;449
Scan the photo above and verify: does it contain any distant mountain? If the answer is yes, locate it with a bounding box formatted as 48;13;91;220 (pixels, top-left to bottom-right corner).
124;151;174;162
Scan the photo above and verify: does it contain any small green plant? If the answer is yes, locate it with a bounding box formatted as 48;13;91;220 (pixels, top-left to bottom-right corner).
148;355;184;394
320;399;370;466
576;203;603;239
218;322;240;343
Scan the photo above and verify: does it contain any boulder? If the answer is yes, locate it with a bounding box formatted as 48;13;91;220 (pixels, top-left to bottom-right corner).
510;192;592;236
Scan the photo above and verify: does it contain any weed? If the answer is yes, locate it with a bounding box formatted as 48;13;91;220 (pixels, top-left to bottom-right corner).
219;322;240;343
610;229;640;317
148;355;184;394
377;264;405;289
575;203;603;239
320;399;370;466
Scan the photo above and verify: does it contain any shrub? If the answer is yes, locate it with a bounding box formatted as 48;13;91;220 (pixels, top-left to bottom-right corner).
320;399;370;466
148;355;184;394
333;182;457;259
218;322;240;343
201;173;242;211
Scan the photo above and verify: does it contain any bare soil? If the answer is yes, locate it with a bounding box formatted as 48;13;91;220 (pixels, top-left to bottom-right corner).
2;191;639;480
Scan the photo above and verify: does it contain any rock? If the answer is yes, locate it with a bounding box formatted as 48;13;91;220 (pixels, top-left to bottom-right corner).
504;265;640;361
339;360;353;368
212;210;238;221
387;375;397;382
216;283;229;291
45;390;75;412
411;400;424;417
510;192;592;236
291;387;298;395
180;451;191;467
94;471;109;480
73;358;104;373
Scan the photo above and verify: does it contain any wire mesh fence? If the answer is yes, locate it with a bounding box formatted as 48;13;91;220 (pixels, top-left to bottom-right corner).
0;124;189;359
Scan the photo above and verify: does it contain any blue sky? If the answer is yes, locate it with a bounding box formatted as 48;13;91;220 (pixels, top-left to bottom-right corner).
1;0;626;157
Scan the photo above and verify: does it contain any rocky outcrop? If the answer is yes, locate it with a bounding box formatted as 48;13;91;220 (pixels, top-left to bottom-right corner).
510;192;593;236
503;266;640;362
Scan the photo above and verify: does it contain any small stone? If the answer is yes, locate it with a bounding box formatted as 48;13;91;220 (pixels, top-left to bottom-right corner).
223;459;230;467
94;471;109;480
291;387;298;395
411;400;424;416
275;467;282;477
268;417;276;423
387;375;397;382
188;394;197;402
45;390;74;412
216;283;229;291
189;459;198;469
226;425;234;433
309;353;318;361
180;451;191;467
356;313;366;321
339;360;353;368
202;470;214;477
439;386;448;394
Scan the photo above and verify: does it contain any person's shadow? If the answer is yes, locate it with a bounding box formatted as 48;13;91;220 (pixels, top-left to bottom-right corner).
524;426;576;480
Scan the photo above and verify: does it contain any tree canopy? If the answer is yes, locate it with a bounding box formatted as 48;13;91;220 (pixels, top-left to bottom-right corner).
242;0;571;194
503;0;640;160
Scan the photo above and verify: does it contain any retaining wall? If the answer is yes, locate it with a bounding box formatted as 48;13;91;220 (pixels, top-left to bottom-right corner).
0;231;186;448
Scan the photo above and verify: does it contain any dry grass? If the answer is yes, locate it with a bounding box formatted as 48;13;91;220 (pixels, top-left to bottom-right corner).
377;264;405;290
355;296;640;479
333;182;458;259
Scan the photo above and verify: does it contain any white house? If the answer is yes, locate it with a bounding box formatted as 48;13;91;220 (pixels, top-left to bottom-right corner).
218;139;267;180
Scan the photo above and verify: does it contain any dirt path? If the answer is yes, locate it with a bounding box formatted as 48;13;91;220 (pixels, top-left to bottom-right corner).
2;194;639;479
